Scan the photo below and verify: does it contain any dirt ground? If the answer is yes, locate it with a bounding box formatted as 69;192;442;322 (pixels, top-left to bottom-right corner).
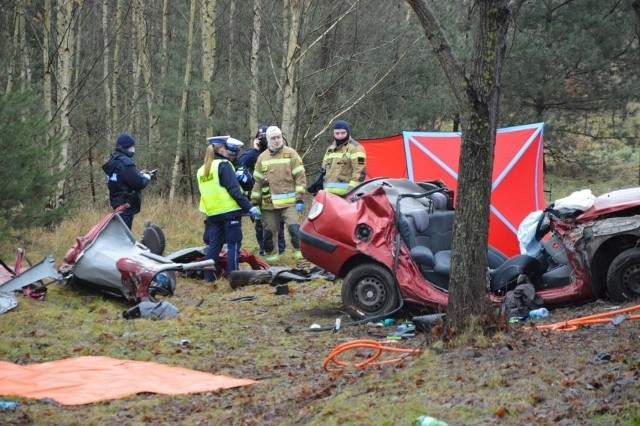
1;274;639;425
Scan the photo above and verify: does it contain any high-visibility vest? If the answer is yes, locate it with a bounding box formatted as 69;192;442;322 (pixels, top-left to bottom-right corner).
197;160;241;216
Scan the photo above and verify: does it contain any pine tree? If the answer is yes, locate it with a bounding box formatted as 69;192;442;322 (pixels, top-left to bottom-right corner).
0;89;65;243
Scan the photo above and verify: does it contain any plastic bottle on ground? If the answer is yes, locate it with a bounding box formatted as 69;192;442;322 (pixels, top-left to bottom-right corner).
527;307;549;319
416;415;448;426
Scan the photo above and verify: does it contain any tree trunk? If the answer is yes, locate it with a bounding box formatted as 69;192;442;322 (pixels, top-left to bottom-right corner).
134;0;159;147
131;28;141;133
18;2;31;87
633;0;640;43
406;0;524;329
43;0;53;126
159;0;170;107
248;0;262;133
5;6;17;93
275;0;288;110
200;0;216;137
111;0;124;133
226;0;235;123
281;0;302;146
55;0;76;206
73;6;82;88
169;0;197;202
102;0;112;142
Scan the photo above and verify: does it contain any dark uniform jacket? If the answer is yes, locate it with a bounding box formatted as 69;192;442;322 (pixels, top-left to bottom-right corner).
102;148;150;213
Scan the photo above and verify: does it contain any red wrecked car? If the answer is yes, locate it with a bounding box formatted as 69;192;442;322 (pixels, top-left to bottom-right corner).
299;178;640;319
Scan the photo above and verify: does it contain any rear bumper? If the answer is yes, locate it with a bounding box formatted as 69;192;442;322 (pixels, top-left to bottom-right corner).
299;228;337;253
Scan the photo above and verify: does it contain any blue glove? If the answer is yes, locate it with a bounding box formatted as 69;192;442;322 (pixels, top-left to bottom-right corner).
249;206;261;220
295;200;305;213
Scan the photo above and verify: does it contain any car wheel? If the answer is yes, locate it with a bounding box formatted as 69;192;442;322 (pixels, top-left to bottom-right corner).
606;247;640;302
341;263;399;320
141;222;166;256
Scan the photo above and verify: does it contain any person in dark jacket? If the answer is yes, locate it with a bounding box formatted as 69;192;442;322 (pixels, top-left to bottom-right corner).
227;139;255;193
236;125;286;256
198;136;260;282
102;133;151;229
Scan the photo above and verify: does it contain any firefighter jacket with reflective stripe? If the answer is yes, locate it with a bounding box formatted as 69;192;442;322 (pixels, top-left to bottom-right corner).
251;146;306;210
322;138;367;195
198;159;253;219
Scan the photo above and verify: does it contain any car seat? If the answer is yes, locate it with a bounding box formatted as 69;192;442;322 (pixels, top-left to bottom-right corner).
398;209;430;250
427;191;449;211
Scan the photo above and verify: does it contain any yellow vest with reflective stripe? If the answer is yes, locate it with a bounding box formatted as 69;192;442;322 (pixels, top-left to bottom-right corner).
197;161;241;216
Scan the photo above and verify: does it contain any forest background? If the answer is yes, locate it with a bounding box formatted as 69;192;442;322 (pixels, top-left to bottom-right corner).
1;0;639;242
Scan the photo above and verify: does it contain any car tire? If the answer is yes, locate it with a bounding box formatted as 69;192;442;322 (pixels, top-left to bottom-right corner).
141;222;166;256
606;247;640;302
341;263;399;320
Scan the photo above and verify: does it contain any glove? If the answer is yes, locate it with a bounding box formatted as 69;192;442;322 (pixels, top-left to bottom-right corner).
249;206;261;221
306;168;325;194
295;200;305;213
142;172;151;181
235;169;248;184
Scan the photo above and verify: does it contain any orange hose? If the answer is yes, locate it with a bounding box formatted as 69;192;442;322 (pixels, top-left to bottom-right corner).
323;339;420;372
535;304;640;332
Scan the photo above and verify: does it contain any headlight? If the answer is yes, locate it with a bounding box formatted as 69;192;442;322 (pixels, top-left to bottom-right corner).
307;201;324;220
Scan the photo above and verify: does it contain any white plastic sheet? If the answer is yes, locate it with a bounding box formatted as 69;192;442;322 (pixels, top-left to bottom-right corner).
517;210;545;255
554;189;596;211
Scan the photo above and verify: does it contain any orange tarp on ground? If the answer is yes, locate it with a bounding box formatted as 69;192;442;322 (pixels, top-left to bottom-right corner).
0;356;258;405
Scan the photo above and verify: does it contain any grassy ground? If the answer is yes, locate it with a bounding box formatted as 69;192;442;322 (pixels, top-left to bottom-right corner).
1;194;640;425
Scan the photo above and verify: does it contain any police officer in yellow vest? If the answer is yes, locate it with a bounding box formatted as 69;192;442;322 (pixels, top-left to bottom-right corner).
198;136;260;282
250;126;307;266
321;120;367;195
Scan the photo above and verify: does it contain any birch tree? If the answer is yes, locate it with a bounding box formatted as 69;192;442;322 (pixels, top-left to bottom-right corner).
169;0;197;201
110;0;124;135
55;0;77;205
226;0;235;121
201;0;216;137
5;6;18;93
42;0;53;126
18;1;31;88
278;1;358;149
130;24;141;134
159;0;170;107
248;0;262;133
280;0;302;143
134;0;160;147
5;1;32;93
102;0;112;141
